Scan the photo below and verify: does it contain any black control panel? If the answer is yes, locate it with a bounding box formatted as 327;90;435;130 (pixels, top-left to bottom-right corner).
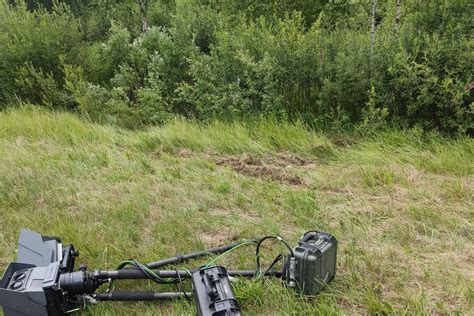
192;266;241;316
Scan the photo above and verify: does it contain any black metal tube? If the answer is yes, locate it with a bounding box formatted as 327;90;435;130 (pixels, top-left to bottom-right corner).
229;269;282;278
97;269;282;280
98;269;189;279
143;241;255;269
93;292;191;301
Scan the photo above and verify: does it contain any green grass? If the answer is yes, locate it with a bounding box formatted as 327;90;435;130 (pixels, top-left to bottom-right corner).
0;108;473;315
133;118;332;156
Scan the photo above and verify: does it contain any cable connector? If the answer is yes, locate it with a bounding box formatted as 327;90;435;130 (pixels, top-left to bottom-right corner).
84;295;98;305
287;257;296;288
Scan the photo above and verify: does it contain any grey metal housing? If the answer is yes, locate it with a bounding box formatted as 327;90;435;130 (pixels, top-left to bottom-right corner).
16;229;61;268
0;230;63;316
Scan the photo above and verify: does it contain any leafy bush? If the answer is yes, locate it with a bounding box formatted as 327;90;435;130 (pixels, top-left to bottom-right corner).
0;2;82;106
0;0;472;133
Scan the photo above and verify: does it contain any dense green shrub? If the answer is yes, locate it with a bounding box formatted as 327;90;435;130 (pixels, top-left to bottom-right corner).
0;2;82;107
0;0;472;133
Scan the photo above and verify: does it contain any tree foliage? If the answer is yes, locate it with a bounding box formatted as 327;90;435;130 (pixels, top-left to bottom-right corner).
0;0;472;132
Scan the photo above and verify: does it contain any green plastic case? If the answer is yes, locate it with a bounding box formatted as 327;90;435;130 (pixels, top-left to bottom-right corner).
286;231;337;295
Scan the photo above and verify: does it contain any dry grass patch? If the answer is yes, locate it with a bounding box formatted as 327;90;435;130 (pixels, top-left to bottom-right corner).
215;153;309;185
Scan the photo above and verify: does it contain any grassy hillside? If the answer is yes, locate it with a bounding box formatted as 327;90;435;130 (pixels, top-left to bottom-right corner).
0;108;473;315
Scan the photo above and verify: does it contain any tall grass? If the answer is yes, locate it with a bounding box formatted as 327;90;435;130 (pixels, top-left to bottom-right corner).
0;106;115;145
133;118;332;157
2;107;472;176
0;108;472;314
340;129;474;175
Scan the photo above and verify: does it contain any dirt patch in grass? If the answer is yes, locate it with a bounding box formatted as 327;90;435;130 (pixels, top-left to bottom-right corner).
215;153;313;185
198;228;240;247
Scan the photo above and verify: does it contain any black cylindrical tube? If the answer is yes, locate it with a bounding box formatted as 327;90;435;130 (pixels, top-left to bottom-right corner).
144;241;253;269
229;269;282;278
59;271;101;295
93;292;191;301
98;269;189;279
97;269;282;280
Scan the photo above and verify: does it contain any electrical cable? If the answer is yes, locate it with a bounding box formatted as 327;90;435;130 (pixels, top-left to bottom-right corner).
108;259;181;292
175;269;192;303
203;241;257;268
108;236;289;291
144;239;258;269
181;268;192;277
263;254;283;276
255;236;294;277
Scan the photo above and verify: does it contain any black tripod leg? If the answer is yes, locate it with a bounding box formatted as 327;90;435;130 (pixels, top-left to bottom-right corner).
93;292;192;301
97;269;282;280
144;241;256;269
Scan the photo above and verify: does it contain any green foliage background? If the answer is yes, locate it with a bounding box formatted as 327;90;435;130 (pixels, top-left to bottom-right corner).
0;0;472;132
